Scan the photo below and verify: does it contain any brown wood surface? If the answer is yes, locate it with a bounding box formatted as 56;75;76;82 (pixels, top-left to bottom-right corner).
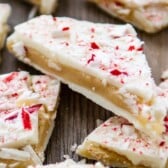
0;0;168;165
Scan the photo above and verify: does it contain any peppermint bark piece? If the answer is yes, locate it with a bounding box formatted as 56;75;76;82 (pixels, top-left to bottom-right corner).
28;159;106;168
7;16;167;139
0;4;11;50
89;0;168;33
23;0;58;14
0;71;60;167
77;116;168;168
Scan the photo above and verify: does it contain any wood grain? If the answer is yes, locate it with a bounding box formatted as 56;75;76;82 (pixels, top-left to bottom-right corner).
0;0;168;165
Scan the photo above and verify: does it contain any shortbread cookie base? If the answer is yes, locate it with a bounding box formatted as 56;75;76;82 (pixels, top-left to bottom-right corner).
90;0;168;33
7;41;164;138
77;140;146;168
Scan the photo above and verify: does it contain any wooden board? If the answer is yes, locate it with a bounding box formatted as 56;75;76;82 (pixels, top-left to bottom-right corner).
0;0;168;165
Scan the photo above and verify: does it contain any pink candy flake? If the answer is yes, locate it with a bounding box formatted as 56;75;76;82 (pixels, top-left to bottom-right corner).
159;93;166;97
110;69;128;76
53;17;57;21
90;42;100;49
120;79;125;84
103;140;108;144
139;151;143;155
102;123;109;127
62;27;70;31
87;54;96;64
91;28;95;33
112;127;117;131
115;46;119;50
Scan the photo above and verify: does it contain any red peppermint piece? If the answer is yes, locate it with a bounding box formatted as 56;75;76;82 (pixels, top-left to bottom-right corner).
25;104;42;114
35;80;41;84
87;54;96;64
110;69;128;76
164;116;168;122
11;93;18;97
114;1;123;7
22;109;32;130
90;42;100;49
3;72;18;83
62;27;70;31
23;77;28;81
165;124;168;133
5;113;18;121
164;116;168;133
137;47;143;51
159;141;165;147
128;45;135;51
102;123;109;127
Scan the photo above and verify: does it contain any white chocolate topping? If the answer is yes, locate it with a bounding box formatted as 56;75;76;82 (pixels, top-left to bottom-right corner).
28;159;106;168
78;117;168;168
